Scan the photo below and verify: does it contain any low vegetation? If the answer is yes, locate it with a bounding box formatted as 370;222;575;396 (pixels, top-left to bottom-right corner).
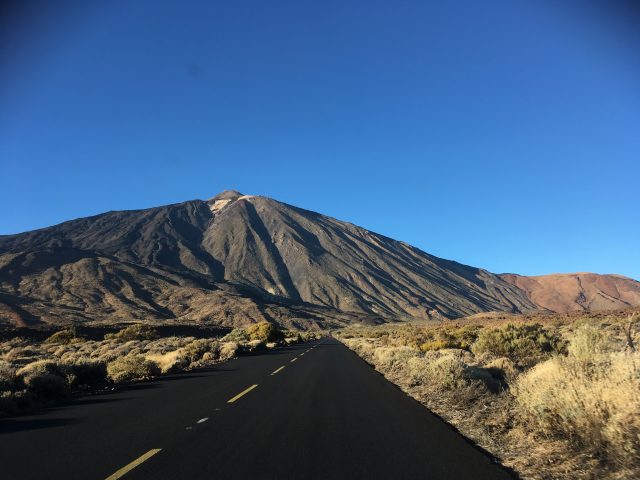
0;321;318;417
336;309;640;480
106;354;161;383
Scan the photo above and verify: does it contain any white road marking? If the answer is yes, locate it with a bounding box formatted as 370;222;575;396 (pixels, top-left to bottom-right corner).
197;417;208;424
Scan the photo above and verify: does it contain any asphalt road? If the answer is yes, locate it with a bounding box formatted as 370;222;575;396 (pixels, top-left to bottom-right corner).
0;338;514;480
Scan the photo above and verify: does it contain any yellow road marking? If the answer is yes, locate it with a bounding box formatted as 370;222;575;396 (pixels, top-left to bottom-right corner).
271;366;285;375
105;449;161;480
227;384;258;403
290;357;297;363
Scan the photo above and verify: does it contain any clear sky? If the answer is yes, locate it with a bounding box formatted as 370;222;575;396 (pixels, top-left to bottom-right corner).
1;1;639;280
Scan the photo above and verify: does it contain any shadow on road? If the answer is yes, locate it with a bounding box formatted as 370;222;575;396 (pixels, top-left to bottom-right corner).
0;417;78;434
0;341;321;434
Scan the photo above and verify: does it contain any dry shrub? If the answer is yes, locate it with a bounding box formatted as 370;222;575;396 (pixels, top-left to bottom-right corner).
0;328;243;416
45;328;83;345
484;357;518;385
284;331;303;343
0;360;17;391
337;310;640;479
147;339;239;373
17;360;70;399
245;322;284;343
105;324;158;341
567;324;613;360
406;351;470;390
143;336;190;355
514;330;640;472
3;344;41;363
344;341;474;393
419;339;452;352
17;360;65;383
223;328;250;343
245;339;267;351
472;323;566;366
219;342;238;361
419;325;483;352
181;339;220;364
146;350;189;374
372;346;420;372
106;355;160;383
66;360;107;387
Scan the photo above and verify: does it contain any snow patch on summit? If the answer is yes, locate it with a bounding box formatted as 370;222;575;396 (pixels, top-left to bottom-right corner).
209;199;231;213
209;195;257;214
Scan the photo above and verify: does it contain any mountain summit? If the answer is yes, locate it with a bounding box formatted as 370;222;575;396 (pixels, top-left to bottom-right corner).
0;192;637;328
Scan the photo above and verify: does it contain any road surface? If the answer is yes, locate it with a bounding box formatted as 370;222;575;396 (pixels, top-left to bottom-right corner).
0;338;514;479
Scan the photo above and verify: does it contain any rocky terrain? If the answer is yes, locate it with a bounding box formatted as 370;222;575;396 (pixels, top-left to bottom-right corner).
1;191;638;329
500;272;640;313
0;190;539;328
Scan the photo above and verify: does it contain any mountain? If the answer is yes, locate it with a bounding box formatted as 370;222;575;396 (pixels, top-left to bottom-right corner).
499;273;640;313
0;191;537;329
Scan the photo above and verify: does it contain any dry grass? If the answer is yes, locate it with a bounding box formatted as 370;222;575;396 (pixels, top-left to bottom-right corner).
336;308;640;480
514;326;640;473
106;354;160;383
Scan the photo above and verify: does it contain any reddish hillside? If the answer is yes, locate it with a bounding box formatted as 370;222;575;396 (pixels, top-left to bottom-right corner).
499;273;640;313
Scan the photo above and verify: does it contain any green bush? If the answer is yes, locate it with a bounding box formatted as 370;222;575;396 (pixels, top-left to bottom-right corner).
222;328;249;343
419;325;482;352
471;323;566;366
107;355;160;383
245;322;284;343
419;339;452;352
105;324;158;341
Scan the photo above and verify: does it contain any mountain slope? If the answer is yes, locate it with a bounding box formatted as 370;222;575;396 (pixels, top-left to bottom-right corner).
499;273;640;313
1;190;538;327
203;193;536;318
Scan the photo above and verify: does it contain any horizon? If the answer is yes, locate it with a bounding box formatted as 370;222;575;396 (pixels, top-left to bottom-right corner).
1;1;639;280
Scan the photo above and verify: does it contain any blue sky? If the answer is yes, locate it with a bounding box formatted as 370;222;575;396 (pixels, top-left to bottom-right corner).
1;1;639;279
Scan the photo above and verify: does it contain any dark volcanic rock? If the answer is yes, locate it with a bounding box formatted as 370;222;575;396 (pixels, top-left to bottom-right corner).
0;191;538;328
